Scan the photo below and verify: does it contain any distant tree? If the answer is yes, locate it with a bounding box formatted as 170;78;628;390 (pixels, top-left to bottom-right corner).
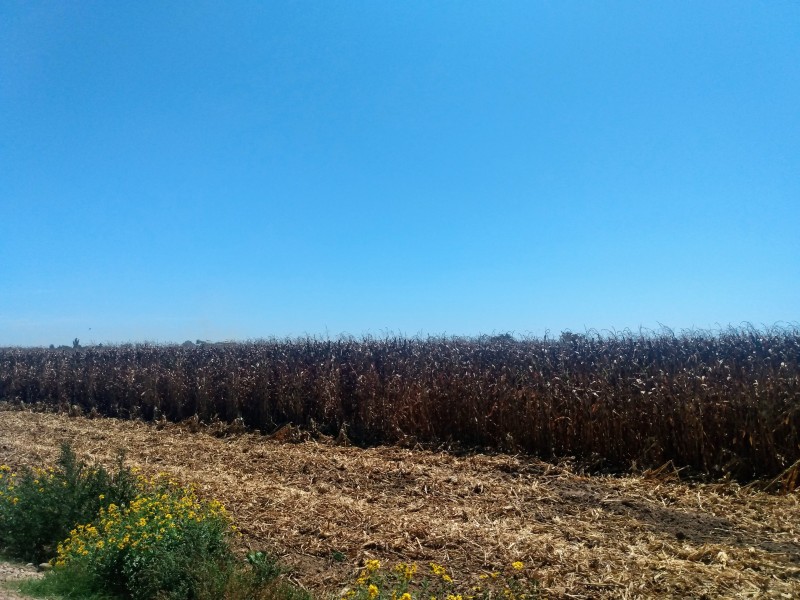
559;331;585;344
491;333;516;343
72;338;80;349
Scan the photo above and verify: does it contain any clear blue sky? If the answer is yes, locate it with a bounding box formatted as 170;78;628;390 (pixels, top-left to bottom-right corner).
1;1;798;346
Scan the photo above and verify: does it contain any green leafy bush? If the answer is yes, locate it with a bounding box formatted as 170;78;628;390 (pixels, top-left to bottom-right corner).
52;476;235;599
3;445;299;600
0;444;138;563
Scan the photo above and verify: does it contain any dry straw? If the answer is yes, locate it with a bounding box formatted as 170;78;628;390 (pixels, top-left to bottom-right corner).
1;411;798;599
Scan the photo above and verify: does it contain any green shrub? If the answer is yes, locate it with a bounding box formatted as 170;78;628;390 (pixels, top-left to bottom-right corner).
3;445;298;600
246;550;284;586
50;475;235;599
0;444;138;563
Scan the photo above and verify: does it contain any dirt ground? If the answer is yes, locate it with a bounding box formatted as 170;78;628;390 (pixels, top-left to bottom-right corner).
0;561;41;600
0;409;798;599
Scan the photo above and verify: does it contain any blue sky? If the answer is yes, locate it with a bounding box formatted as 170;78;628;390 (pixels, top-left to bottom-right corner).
1;1;798;346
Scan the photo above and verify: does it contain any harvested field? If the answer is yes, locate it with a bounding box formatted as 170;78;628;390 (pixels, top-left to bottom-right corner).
1;409;798;599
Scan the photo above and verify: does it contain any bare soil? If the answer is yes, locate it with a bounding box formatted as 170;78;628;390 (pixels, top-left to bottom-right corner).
0;561;40;600
0;410;798;599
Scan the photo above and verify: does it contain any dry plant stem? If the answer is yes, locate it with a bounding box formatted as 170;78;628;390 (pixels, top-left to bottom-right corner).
1;411;798;600
1;328;798;480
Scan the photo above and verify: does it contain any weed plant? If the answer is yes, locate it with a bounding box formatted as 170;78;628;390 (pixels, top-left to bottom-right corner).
342;560;539;600
0;444;138;563
2;446;303;600
51;474;233;599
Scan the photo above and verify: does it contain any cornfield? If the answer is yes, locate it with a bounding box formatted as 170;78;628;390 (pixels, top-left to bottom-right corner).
1;327;798;479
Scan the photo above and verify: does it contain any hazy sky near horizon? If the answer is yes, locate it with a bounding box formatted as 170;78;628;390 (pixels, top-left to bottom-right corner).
1;1;798;346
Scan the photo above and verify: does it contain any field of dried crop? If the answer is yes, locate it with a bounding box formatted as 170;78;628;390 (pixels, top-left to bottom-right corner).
2;328;798;481
1;409;798;599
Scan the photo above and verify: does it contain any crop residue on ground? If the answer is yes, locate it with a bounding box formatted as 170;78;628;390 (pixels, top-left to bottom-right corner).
0;410;798;599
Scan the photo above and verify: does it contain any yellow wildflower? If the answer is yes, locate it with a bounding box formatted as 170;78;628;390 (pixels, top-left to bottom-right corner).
394;562;417;580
